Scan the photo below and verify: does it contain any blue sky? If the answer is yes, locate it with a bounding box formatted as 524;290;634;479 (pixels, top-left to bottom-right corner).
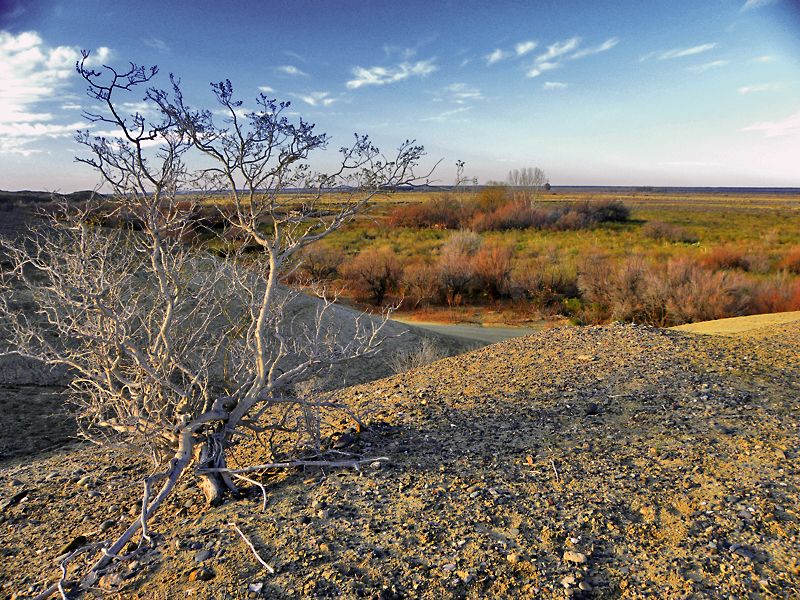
1;0;799;190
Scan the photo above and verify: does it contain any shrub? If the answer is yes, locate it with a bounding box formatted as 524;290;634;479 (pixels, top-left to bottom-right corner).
401;260;440;307
701;245;752;271
386;337;449;373
387;194;463;229
511;258;579;311
582;199;631;222
642;221;698;243
297;245;346;281
750;274;800;313
341;246;403;304
475;185;510;212
471;241;515;301
778;246;800;274
437;232;481;306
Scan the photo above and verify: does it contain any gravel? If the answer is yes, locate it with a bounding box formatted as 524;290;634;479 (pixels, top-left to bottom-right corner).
1;322;798;598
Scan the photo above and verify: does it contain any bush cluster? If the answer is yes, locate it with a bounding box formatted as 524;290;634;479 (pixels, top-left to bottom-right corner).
388;188;630;232
300;234;800;325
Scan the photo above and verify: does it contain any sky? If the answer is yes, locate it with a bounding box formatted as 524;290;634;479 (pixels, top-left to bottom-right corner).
1;0;799;190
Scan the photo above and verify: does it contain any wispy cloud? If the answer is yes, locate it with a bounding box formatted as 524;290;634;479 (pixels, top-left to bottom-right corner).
537;37;582;63
292;91;337;107
515;40;538;57
750;55;777;63
283;50;306;62
687;59;729;73
0;30;111;154
526;36;617;78
276;65;307;77
543;81;568;90
144;37;169;52
738;82;780;94
346;59;436;89
659;160;723;167
258;85;275;94
485;48;509;65
741;0;778;12
421;106;471;122
441;82;482;104
641;43;717;62
743;110;800;137
570;37;619;59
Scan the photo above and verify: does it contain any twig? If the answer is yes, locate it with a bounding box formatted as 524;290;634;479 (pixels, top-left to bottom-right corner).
550;458;560;483
228;521;274;573
230;472;268;511
200;456;389;475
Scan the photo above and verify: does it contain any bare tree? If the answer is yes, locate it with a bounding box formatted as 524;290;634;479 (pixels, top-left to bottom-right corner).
0;52;430;596
507;166;548;207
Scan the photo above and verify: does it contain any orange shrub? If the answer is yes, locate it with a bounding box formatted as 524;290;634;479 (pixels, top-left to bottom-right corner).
778;246;800;274
471;241;515;301
701;245;752;271
341;246;403;305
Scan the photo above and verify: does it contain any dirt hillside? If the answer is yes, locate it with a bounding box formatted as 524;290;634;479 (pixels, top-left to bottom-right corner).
1;322;798;599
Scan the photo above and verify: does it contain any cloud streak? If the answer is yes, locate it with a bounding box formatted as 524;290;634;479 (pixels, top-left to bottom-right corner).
292;91;337;107
741;0;778;12
687;59;729;73
738;83;780;94
743;110;800;137
641;43;717;62
543;81;568;90
346;59;436;89
526;36;617;78
276;65;307;77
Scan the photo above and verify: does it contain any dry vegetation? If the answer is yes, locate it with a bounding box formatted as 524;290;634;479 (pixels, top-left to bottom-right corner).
284;187;800;327
2;322;798;598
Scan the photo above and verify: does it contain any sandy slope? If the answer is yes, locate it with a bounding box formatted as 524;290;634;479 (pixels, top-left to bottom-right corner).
671;311;800;337
1;322;798;599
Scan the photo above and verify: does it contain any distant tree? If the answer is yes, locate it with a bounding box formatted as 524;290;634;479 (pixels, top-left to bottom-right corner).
0;52;429;595
507;167;548;206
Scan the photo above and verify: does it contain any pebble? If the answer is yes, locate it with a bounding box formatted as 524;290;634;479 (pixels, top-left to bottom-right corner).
195;549;214;563
99;519;116;532
506;553;521;564
563;550;587;564
189;567;215;582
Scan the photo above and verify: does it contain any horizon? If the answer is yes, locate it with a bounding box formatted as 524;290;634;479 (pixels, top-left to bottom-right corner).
1;0;800;191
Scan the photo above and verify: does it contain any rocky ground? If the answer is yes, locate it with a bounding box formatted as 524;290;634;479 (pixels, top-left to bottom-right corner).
1;321;798;599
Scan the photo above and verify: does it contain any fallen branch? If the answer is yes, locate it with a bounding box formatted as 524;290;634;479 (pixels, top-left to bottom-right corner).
550;458;560;483
230;472;269;512
200;456;389;475
229;521;275;573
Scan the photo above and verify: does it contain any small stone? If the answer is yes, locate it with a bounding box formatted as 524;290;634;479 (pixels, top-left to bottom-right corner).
317;509;330;519
584;402;599;416
296;515;311;525
506;553;520;564
76;476;93;488
561;575;576;588
578;581;592;591
333;433;354;449
195;549;213;563
189;567;215;582
370;461;383;470
57;535;88;556
442;563;457;572
563;550;587;564
248;582;264;594
99;519;116;532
